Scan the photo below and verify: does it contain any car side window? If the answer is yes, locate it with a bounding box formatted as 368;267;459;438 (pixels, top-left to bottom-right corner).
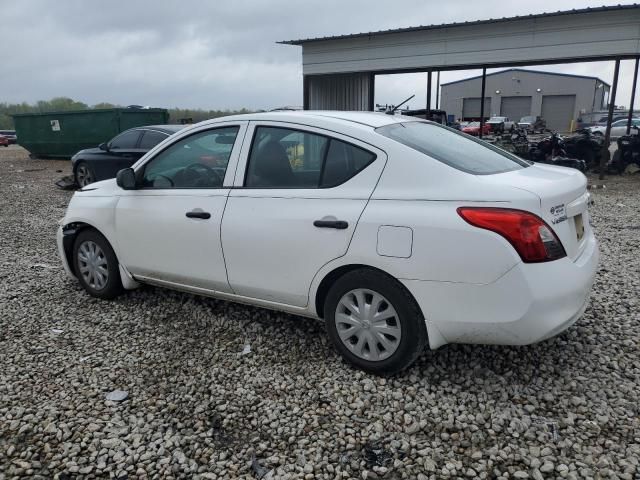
244;126;375;188
321;139;376;188
141;126;239;189
139;130;168;149
245;127;328;188
110;130;141;149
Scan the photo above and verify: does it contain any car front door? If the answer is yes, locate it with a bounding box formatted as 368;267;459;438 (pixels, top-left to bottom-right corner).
114;122;247;292
221;122;386;307
109;129;146;167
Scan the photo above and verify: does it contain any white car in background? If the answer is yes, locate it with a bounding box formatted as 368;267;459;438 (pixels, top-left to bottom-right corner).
589;118;640;139
486;116;514;133
57;111;598;374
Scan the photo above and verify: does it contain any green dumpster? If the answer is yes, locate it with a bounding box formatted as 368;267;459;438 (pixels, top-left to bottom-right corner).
13;108;170;158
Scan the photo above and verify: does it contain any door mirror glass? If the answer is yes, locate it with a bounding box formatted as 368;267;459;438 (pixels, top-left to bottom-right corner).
116;168;137;190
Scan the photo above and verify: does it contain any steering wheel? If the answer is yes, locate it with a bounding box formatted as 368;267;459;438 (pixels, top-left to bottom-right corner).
182;163;224;187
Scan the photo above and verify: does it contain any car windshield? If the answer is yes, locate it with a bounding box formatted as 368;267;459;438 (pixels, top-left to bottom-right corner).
376;121;530;175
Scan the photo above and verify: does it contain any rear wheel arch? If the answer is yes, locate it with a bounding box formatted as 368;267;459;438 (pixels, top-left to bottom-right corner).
314;264;424;321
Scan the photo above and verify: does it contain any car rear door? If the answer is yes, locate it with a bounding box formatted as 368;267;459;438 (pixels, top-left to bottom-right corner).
221;121;386;307
114;122;247;292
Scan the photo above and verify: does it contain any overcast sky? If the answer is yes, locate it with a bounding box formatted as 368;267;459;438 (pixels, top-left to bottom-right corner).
2;0;638;111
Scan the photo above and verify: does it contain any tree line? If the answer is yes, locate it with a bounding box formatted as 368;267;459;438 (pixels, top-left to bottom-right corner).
0;97;256;129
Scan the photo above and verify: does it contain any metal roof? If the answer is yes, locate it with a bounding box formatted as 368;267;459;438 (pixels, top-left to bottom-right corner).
279;4;640;45
440;68;610;88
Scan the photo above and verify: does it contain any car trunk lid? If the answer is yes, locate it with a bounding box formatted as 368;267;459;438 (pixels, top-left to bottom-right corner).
477;164;590;260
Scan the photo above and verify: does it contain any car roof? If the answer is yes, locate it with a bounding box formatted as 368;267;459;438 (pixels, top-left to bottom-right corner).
197;111;410;129
131;124;186;134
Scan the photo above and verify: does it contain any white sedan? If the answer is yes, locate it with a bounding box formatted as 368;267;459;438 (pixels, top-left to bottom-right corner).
57;111;598;374
589;118;640;139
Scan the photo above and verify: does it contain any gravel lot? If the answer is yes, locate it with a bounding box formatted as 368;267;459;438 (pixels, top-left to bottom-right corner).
1;145;639;480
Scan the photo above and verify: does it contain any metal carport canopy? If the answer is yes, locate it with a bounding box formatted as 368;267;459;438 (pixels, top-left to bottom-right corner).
281;5;640;75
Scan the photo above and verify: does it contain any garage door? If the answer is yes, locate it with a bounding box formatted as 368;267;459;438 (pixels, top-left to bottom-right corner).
541;95;576;132
462;97;491;120
500;96;532;122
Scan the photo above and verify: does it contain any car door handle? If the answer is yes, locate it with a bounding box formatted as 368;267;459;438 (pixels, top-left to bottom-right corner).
186;210;211;220
313;219;348;229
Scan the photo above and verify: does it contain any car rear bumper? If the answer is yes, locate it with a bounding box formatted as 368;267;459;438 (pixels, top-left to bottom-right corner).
402;232;599;349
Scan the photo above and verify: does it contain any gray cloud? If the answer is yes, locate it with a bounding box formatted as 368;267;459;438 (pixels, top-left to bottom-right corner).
1;0;637;110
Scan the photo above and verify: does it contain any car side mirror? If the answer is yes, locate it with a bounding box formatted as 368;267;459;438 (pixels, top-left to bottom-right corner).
99;142;109;151
116;168;137;190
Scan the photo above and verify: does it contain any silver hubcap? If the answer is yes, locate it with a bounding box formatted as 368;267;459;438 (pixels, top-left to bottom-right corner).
78;241;108;290
335;288;401;361
76;165;94;187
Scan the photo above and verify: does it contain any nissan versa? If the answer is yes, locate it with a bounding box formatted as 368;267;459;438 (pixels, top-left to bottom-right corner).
57;111;598;374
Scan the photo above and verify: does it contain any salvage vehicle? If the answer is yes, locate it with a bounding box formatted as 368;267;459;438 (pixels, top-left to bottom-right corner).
401;109;449;125
461;121;492;136
527;132;587;171
486;116;514;134
518;116;547;134
71;125;185;187
0;130;17;144
611;126;640;174
589;118;640;140
57;111;598;374
563;128;604;170
0;134;8;147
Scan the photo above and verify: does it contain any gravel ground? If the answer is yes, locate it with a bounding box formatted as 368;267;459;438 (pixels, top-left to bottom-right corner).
1;145;639;480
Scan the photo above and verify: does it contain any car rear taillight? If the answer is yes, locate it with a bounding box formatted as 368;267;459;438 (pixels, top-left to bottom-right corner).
457;207;566;263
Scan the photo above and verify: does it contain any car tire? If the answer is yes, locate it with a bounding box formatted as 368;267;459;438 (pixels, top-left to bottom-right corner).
324;268;427;375
75;161;96;187
73;229;123;300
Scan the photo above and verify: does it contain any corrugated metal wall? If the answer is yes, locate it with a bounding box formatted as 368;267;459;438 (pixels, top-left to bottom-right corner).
298;7;640;75
307;73;373;110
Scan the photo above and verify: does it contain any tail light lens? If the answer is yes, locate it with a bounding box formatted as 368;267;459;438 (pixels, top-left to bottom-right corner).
457;207;566;263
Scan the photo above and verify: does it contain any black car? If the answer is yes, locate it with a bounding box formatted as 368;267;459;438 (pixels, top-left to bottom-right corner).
71;125;185;187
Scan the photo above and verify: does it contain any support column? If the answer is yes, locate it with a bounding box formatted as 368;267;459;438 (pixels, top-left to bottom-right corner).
436;71;440;110
626;57;639;134
601;59;620;180
368;72;376;112
479;67;487;139
426;70;432;115
303;75;310;110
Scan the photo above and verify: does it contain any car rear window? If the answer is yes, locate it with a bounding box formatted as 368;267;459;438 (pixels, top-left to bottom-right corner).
377;121;530;175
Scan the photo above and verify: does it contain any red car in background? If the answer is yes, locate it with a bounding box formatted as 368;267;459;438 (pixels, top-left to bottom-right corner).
0;135;9;147
461;122;492;136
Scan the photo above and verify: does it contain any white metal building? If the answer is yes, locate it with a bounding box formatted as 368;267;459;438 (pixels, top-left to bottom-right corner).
281;5;640;113
440;69;610;131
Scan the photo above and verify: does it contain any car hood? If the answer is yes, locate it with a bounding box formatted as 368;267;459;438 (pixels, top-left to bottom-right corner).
76;178;119;196
74;147;102;156
71;147;102;163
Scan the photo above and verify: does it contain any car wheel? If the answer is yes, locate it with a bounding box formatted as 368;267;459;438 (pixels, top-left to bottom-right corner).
324;268;427;375
73;229;123;300
75;162;96;187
